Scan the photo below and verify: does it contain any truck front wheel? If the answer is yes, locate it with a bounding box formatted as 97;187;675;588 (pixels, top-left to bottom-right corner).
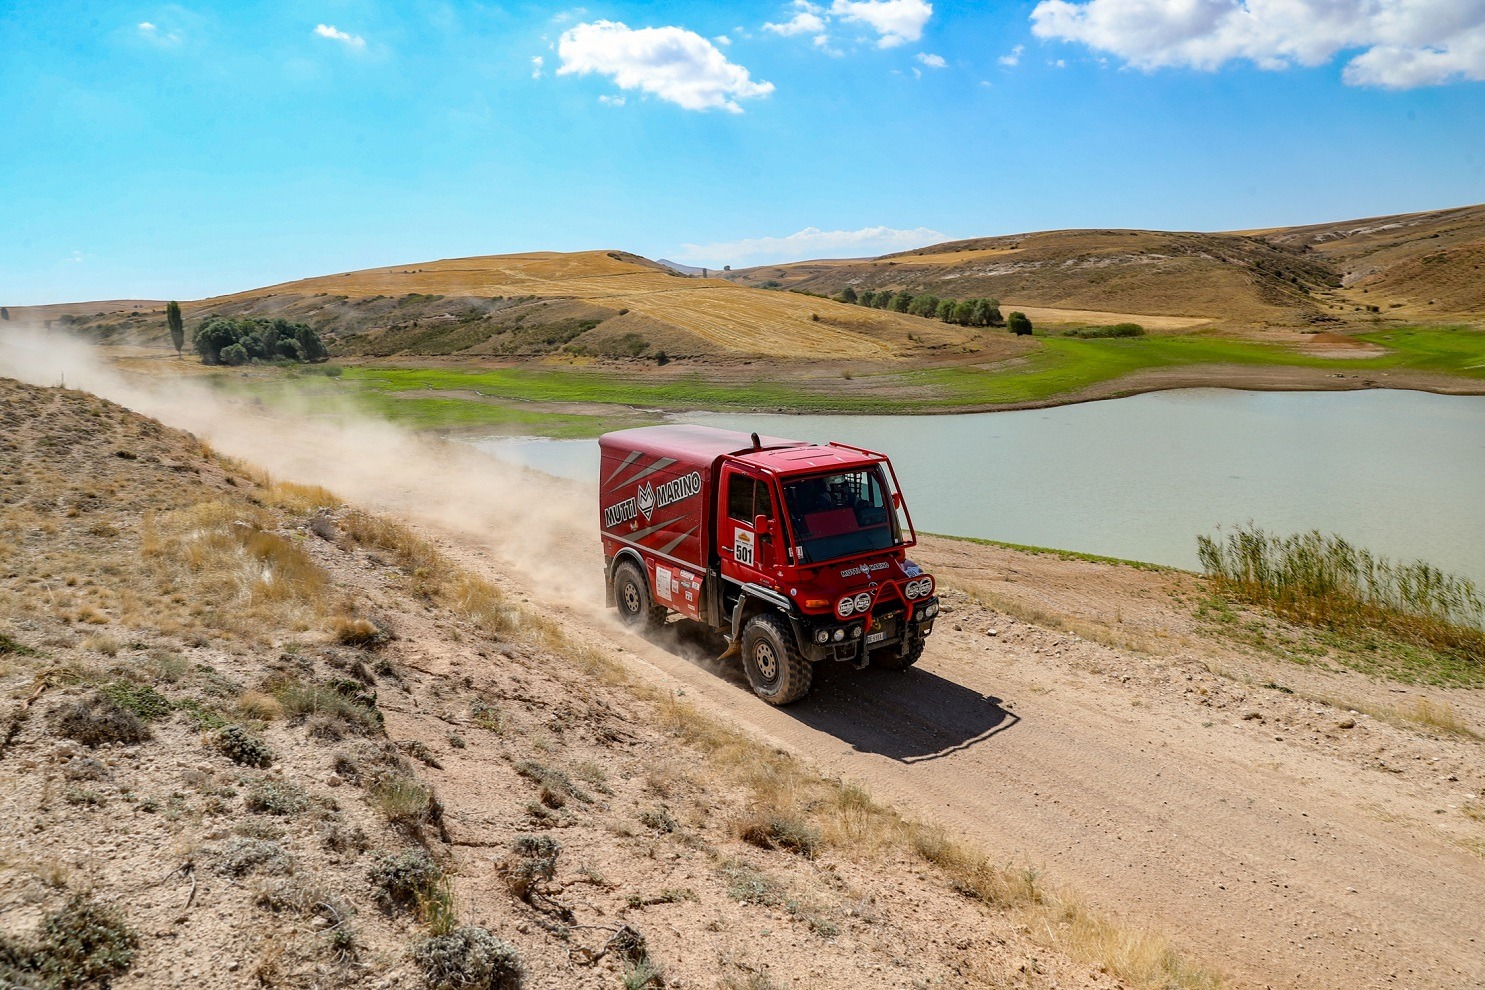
740;613;812;705
613;560;663;631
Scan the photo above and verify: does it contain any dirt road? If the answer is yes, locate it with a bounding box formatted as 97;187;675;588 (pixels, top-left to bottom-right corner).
9;345;1479;989
427;508;1484;990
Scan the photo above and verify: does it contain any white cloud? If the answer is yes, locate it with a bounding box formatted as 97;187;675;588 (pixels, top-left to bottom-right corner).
764;2;828;36
1030;0;1485;88
137;21;182;45
556;20;775;112
531;55;544;78
598;94;626;106
915;51;946;67
714;34;732;46
999;43;1024;66
830;0;933;48
313;23;365;49
675;225;953;267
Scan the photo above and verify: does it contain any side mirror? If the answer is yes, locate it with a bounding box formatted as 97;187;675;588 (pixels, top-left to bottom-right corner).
753;514;773;539
892;492;903;510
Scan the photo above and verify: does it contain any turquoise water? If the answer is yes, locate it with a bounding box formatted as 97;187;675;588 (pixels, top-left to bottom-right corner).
470;389;1485;585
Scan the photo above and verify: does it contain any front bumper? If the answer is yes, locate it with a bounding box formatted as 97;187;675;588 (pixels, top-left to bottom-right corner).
799;597;938;662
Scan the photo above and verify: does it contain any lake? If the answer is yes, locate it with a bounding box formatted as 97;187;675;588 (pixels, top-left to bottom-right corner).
469;389;1485;585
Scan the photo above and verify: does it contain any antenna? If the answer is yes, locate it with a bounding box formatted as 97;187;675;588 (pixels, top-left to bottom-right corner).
751;432;761;450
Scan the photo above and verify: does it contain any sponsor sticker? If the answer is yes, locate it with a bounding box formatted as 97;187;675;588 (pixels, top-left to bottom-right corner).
655;565;672;601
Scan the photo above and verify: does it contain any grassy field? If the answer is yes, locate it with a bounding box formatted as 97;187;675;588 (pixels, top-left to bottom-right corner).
198;325;1484;438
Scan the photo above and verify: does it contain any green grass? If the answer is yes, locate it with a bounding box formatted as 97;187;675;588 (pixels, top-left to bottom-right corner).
214;325;1484;438
925;532;1178;572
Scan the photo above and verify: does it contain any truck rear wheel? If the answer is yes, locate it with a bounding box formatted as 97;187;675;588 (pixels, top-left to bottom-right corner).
872;640;924;671
613;560;663;631
740;613;812;705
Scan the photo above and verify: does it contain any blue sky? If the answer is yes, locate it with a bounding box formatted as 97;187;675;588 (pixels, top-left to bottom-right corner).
2;0;1483;304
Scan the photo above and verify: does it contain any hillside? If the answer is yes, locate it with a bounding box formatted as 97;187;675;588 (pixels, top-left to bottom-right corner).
10;251;989;364
0;375;1175;990
725;202;1485;328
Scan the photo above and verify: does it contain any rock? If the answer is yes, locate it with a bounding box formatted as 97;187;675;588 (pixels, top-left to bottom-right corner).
1336;719;1356;730
1242;711;1263;721
986;629;998;636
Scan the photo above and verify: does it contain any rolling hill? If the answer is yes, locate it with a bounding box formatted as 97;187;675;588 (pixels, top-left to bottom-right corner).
8;203;1481;365
726;202;1485;329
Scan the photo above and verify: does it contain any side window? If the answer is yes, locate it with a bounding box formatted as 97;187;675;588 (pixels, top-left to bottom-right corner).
727;473;754;522
753;479;773;520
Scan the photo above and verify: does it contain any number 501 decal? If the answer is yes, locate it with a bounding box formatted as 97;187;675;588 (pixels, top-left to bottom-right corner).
734;528;755;566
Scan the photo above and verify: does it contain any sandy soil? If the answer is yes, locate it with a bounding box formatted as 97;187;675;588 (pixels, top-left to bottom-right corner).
414;509;1485;990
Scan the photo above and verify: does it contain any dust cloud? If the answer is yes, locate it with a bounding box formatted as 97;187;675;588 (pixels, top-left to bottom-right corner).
0;325;605;615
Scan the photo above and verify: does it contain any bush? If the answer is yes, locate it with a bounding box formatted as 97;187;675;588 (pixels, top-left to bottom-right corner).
738;811;821;859
245;778;310;816
99;681;173;721
1063;323;1145;338
211;838;291;877
215;724;275;767
50;694;151;748
504;836;559;900
1;897;141;988
368;850;442;912
412;927;524;990
1007;311;1033;336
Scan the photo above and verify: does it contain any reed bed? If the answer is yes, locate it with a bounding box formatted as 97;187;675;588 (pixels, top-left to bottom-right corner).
1197;525;1484;666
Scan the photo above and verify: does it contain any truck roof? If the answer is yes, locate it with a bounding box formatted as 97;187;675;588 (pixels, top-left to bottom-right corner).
599;425;882;476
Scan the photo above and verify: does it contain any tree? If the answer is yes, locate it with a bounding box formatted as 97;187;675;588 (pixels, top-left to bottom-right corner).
951;301;976;325
874;290;895;310
840;286;858;305
166;301;184;358
936;299;955;322
1007;311;1033;336
193;315;326;365
970;298;1000;328
909;294;940;318
891;292;913;313
858;289;877;308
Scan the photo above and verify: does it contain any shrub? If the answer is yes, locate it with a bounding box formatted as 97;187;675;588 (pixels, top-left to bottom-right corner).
272;676;382;735
50;694;151;747
98;681;173;721
332;617;386;648
369;773;439;833
245;778;310;816
1063;323;1145;338
1007;311;1033;336
1;898;141;988
738;811;821;859
504;836;559;900
368;850;442;912
412;927;524;990
211;838;291;877
215;724;275;767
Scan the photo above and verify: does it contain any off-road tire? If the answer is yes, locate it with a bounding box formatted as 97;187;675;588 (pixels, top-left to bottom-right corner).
613;560;663;631
740;613;813;705
873;639;924;671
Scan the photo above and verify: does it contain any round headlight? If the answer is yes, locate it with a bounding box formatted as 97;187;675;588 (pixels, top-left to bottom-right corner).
917;577;935;599
854;592;871;613
832;628;845;642
851;624;863;638
838;596;856;617
905;580;921;599
922;601;939;619
815;629;830;644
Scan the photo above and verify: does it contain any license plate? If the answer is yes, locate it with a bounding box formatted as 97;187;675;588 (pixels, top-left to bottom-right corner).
866;630;888;644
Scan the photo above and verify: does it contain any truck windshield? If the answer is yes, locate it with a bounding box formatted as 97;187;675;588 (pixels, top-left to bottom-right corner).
782;467;898;563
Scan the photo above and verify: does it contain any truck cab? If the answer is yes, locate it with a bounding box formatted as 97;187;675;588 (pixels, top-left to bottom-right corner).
599;426;938;705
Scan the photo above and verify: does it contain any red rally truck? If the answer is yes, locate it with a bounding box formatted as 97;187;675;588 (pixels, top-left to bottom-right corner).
599;425;938;705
